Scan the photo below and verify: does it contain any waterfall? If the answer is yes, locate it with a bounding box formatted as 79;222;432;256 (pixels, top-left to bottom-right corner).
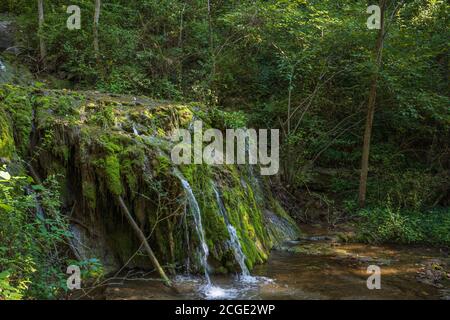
212;185;250;277
174;171;211;284
132;124;139;136
0;59;5;72
227;226;250;276
174;171;241;299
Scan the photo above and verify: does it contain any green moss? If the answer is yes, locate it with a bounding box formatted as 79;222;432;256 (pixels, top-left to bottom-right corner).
82;181;97;209
0;111;15;158
34;93;81;127
89;104;116;128
154;154;171;176
120;144;146;192
104;155;123;195
176;105;194;127
219;166;270;269
0;85;33;156
99;134;123;154
121;159;138;192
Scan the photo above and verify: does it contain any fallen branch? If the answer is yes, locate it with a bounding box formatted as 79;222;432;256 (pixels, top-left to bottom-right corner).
117;196;173;288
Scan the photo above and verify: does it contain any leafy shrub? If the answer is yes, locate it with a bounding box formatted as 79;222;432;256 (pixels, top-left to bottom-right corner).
0;167;70;299
0;270;23;300
356;203;450;246
206;108;248;130
367;170;447;209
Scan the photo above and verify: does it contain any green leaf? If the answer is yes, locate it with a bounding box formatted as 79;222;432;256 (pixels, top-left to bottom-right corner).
0;203;13;212
31;184;45;191
0;171;11;181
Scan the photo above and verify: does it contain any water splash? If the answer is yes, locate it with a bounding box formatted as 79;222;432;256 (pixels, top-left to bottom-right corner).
202;285;239;300
173;275;241;299
172;274;273;299
212;185;250;276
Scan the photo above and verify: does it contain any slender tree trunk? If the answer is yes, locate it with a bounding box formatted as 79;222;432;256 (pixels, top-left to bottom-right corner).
207;0;215;84
117;196;172;287
93;0;101;56
37;0;46;67
285;69;293;184
358;0;386;207
178;4;186;91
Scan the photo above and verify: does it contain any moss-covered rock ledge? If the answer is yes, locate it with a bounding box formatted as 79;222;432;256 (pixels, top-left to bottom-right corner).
0;84;299;275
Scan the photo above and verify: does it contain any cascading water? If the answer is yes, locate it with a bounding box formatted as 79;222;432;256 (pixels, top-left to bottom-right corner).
174;171;211;284
132;124;139;136
227;226;250;275
212;185;250;277
174;171;239;299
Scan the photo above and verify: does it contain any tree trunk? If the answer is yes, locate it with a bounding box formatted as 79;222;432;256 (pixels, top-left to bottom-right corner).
358;0;386;208
207;0;215;84
117;196;172;287
285;67;294;185
37;0;46;67
93;0;101;55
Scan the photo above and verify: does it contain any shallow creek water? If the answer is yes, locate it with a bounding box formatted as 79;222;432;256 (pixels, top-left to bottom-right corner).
100;227;450;300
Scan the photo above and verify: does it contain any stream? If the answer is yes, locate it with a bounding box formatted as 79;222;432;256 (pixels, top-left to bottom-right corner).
99;227;450;300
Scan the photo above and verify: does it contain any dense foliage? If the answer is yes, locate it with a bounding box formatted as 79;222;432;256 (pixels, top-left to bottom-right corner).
2;0;447;196
0;169;69;299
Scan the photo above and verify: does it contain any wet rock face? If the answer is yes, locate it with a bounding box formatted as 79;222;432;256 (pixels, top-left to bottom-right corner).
0;86;301;275
0;20;15;51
